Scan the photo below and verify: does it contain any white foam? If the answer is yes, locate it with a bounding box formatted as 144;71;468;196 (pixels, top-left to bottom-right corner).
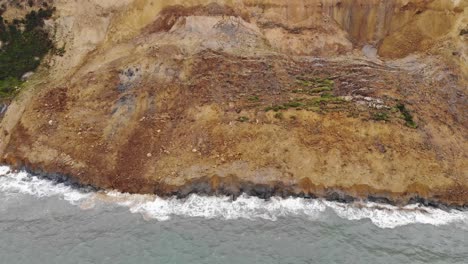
0;166;91;204
120;194;327;221
325;201;468;229
0;167;467;229
102;193;467;228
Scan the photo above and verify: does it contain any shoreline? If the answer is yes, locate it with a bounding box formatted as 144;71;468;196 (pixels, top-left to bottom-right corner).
6;164;466;211
0;0;466;226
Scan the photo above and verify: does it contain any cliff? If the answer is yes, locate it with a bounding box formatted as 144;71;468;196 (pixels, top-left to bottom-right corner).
0;0;467;206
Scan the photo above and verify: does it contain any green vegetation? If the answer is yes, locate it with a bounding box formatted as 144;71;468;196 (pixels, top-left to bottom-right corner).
283;101;303;108
0;77;22;97
372;112;389;121
265;101;304;112
295;77;334;88
396;103;418;128
247;95;260;102
293;77;335;95
307;94;344;106
293;86;331;94
320;93;334;99
0;7;55;98
265;94;345;113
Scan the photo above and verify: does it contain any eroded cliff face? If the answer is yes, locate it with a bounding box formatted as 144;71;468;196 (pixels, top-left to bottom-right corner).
0;0;467;205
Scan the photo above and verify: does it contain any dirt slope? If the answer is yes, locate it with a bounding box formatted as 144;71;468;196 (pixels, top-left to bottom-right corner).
0;0;467;206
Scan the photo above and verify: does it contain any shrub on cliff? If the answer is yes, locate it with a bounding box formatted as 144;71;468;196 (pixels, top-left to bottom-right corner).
0;7;55;98
396;103;418;128
0;77;21;97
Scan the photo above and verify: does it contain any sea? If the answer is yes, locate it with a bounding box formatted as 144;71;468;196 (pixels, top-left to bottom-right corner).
0;166;467;264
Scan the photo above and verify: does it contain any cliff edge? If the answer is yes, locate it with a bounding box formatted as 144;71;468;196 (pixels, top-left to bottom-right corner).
0;0;467;206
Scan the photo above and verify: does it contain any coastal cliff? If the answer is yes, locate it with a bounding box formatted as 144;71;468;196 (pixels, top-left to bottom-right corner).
0;0;467;206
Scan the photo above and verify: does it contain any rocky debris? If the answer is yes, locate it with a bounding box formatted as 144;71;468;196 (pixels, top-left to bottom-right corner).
351;95;388;110
362;45;379;61
117;66;142;92
0;103;8;115
21;71;34;81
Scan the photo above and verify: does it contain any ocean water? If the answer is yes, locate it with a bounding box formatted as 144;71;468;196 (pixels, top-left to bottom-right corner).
0;166;467;264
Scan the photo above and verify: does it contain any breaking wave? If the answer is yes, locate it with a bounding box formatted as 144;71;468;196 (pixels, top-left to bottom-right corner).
0;166;92;204
1;166;466;229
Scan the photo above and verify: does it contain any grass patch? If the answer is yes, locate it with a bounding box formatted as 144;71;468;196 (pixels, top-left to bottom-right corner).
265;95;344;113
0;77;22;98
247;95;260;102
283;101;303;108
320;93;334;99
396;103;418;128
293;77;335;96
310;87;333;93
372;112;389;121
292;86;333;95
265;101;304;112
295;77;334;88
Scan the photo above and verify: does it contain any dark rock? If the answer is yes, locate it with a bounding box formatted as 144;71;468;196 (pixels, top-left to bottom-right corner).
326;191;355;203
367;195;394;205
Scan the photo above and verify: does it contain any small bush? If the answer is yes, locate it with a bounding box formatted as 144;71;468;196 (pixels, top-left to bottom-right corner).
320;93;334;99
396;103;418;128
372;112;389;121
283;101;303;108
0;77;22;98
0;7;55;98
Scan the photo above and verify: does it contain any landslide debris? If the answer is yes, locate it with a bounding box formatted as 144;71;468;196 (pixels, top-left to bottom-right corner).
0;0;466;206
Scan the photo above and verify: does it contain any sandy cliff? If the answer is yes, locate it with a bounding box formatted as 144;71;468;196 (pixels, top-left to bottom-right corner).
0;0;467;206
